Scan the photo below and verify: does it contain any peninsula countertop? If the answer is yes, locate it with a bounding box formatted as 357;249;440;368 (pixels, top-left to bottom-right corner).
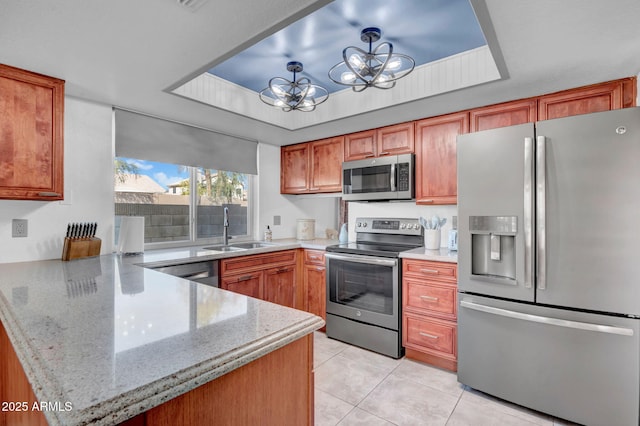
0;249;324;425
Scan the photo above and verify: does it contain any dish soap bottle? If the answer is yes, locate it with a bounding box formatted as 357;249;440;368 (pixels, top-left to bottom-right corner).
338;223;348;243
264;225;272;242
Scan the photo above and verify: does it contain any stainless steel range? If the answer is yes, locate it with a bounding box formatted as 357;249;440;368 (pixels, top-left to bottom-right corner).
325;217;423;358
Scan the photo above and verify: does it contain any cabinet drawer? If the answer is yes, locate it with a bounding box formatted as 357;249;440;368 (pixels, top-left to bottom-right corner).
404;279;456;320
403;259;457;283
304;250;325;265
403;313;457;357
221;250;296;274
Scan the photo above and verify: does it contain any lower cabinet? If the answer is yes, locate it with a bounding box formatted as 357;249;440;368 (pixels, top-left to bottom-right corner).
303;249;326;332
402;259;458;371
220;250;298;308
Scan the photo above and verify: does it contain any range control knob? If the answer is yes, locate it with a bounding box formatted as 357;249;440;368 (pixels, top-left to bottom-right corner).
400;223;406;229
413;223;420;230
362;222;368;228
356;222;362;227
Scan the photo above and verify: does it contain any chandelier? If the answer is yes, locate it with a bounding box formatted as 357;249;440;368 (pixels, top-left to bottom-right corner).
259;61;329;112
328;27;415;92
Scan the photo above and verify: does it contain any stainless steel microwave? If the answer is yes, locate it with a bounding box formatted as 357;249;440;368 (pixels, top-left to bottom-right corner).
342;154;414;201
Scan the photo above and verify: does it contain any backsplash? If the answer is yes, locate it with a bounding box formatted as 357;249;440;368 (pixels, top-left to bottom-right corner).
347;201;457;248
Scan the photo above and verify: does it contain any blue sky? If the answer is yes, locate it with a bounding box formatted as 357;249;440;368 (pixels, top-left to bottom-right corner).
119;157;188;190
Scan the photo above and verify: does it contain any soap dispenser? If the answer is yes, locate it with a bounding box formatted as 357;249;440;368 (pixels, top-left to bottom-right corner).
264;226;272;242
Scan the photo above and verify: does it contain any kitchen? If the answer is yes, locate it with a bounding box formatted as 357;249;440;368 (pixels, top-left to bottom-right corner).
2;0;640;425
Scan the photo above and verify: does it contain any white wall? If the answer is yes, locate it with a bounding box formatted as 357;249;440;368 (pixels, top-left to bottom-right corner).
256;144;339;240
0;97;114;263
347;201;457;249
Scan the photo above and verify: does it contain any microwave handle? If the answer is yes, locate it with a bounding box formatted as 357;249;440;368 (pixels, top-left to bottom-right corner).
390;163;396;191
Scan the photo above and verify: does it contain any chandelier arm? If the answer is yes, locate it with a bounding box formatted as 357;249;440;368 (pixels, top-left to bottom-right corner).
368;42;394;86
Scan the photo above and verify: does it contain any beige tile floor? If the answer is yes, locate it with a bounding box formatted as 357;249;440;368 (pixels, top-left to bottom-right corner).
313;332;580;426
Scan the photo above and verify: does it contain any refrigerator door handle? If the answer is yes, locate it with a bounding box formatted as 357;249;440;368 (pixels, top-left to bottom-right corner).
536;135;547;290
460;301;634;336
523;137;534;289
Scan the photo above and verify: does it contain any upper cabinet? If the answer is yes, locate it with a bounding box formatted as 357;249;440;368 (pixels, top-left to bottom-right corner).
0;64;64;201
281;136;344;194
470;99;537;132
538;78;636;121
415;112;469;205
344;122;414;161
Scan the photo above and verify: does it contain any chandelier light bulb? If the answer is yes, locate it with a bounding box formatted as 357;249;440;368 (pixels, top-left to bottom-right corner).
328;27;415;92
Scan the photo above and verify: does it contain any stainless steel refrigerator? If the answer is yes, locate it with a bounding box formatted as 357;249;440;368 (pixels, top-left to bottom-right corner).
457;107;640;426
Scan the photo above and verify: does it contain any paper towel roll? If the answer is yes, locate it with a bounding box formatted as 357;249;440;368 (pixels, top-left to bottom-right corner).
118;216;145;254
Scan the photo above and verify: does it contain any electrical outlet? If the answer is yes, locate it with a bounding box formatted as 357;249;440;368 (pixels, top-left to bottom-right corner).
12;219;28;238
273;215;281;226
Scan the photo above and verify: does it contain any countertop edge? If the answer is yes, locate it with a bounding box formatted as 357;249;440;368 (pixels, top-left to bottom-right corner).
0;292;67;426
399;247;458;263
84;315;325;426
1;289;324;426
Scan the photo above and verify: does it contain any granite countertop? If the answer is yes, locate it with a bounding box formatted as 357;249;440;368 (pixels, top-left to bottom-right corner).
0;251;324;425
136;238;337;268
399;247;458;263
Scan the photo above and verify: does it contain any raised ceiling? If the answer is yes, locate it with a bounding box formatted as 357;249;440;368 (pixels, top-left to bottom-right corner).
207;0;487;94
1;0;639;146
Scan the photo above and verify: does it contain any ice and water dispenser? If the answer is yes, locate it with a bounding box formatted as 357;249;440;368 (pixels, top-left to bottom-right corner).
469;216;517;283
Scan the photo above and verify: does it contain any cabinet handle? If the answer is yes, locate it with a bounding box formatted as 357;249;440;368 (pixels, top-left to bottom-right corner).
419;332;439;339
379;151;390;156
315;267;324;271
238;275;254;282
309;256;319;260
421;199;434;204
364;154;376;158
419;295;439;302
420;268;440;275
38;192;61;197
275;268;289;274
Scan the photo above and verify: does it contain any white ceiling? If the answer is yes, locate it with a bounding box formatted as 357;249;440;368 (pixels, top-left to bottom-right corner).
1;0;639;146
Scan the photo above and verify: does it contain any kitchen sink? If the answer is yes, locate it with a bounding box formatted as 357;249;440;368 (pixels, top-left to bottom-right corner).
230;242;274;249
202;245;246;252
202;242;274;252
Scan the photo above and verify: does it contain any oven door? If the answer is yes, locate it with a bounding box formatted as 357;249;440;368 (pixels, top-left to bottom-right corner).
325;252;400;330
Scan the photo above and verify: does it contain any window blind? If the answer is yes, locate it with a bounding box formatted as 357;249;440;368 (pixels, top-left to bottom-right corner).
114;108;258;175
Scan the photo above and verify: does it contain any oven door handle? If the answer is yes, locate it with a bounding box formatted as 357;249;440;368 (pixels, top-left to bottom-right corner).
325;253;398;267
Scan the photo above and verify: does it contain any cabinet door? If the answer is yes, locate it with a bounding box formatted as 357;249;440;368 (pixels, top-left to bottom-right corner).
538;79;627;121
221;272;263;299
0;64;64;200
304;263;326;331
344;129;376;161
281;144;309;194
415;112;469;205
264;266;296;308
376;122;414;156
310;136;343;192
470;99;537;132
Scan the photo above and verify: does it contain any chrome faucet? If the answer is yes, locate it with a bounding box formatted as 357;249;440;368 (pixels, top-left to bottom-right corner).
223;207;230;245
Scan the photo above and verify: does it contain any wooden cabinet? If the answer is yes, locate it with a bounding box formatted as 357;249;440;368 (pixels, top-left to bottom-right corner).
414;112;468;205
281;137;343;194
303;249;326;332
538;78;636;121
280;143;309;194
470;99;537;132
377;122;415;156
309;136;344;192
0;64;64;201
265;265;296;308
220;250;298;308
344;122;414;161
220;272;263;299
402;259;458;371
344;129;376;161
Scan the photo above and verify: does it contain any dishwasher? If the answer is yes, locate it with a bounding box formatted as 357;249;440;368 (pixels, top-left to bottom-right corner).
151;261;219;287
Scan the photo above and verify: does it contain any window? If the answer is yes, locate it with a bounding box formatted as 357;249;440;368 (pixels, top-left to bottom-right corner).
114;157;251;247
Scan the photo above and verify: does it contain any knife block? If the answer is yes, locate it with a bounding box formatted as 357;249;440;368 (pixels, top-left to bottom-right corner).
61;238;102;261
